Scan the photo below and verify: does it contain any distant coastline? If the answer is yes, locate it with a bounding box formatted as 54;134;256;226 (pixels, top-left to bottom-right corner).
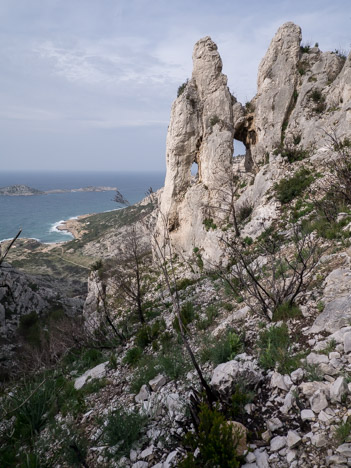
0;184;118;196
55;214;93;240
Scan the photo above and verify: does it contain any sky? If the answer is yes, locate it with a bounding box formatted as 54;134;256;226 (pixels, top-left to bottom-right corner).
1;0;350;172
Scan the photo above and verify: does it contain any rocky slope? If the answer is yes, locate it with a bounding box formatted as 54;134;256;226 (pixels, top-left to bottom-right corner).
1;21;351;468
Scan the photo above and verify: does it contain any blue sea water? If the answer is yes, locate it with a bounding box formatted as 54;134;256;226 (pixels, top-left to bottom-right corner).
0;171;165;243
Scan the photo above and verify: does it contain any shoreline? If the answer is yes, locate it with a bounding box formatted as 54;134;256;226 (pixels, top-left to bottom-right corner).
0;213;94;246
55;213;94;240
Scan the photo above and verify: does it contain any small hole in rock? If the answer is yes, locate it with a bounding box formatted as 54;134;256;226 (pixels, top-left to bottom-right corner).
234;139;246;157
191;162;198;176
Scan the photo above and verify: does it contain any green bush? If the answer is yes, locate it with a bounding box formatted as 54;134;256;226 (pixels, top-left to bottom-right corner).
335;419;351;444
179;404;241;467
177;80;188;97
158;346;190;380
104;407;147;458
135;319;166;348
19;311;42;348
230;382;255;417
8;376;58;441
90;259;103;271
304;363;324;381
56;378;87;417
130;356;159;393
310;89;323;102
300;43;311;53
124;346;143;366
275;168;314;204
203;218;217;231
310;89;326;113
196;304;219;330
245;101;254;113
201;330;243;365
56;424;89;467
272;302;302;322
275;145;309;163
237;203;253;224
302;214;350;240
63;347;105;374
173;277;197;292
173;302;195;333
258;325;302;374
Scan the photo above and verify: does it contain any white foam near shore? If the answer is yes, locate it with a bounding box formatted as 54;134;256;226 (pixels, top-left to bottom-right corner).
49;220;73;238
0;236;40;243
49;220;65;233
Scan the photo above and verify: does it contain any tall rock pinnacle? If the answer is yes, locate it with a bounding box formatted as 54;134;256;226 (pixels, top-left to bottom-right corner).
155;36;236;261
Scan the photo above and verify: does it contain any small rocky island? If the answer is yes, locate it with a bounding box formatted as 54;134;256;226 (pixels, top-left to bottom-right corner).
0;184;118;196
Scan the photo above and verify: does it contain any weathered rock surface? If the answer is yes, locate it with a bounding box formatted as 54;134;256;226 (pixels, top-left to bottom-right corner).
210;358;262;393
250;22;302;164
155;36;236;262
311;268;351;333
74;362;108;390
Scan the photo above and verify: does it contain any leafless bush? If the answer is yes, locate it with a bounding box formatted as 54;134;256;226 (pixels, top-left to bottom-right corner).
104;225;153;325
153;211;217;404
220;225;321;320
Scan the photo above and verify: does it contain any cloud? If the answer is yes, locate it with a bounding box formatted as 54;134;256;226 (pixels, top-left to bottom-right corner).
35;37;188;94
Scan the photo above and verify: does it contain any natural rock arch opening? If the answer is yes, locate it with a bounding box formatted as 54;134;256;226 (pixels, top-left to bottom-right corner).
191;161;198;177
233;139;246;158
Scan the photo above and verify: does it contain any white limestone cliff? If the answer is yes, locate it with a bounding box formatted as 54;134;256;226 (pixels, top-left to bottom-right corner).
154;22;351;261
155;36;236;262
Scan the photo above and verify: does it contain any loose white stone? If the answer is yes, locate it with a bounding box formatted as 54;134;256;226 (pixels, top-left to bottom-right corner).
299;381;329;398
267;418;283;432
246;452;256;463
311;433;327;447
132;462;149;468
130;449;138;462
74;362;108;390
287;430;301;448
329;376;348;403
318;410;333;423
301;409;315;420
344;331;351;354
290;368;304;383
135;385;150;402
310;389;328;413
254;449;269;468
270;435;286;452
262;430;272;442
164;451;178;468
283;375;293;389
271;372;288;391
149;374;167;392
286;450;296;463
306;352;328;365
140;445;154;459
336;443;351;457
280;391;294;414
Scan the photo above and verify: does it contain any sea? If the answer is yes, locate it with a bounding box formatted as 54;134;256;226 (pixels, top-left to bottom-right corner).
0;171;165;243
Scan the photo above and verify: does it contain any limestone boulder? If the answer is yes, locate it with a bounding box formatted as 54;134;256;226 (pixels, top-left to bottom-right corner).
210;359;262;394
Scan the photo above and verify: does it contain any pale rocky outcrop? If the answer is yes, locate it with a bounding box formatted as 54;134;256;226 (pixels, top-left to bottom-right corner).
155;36;236;261
155;22;351;261
250;22;302;164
